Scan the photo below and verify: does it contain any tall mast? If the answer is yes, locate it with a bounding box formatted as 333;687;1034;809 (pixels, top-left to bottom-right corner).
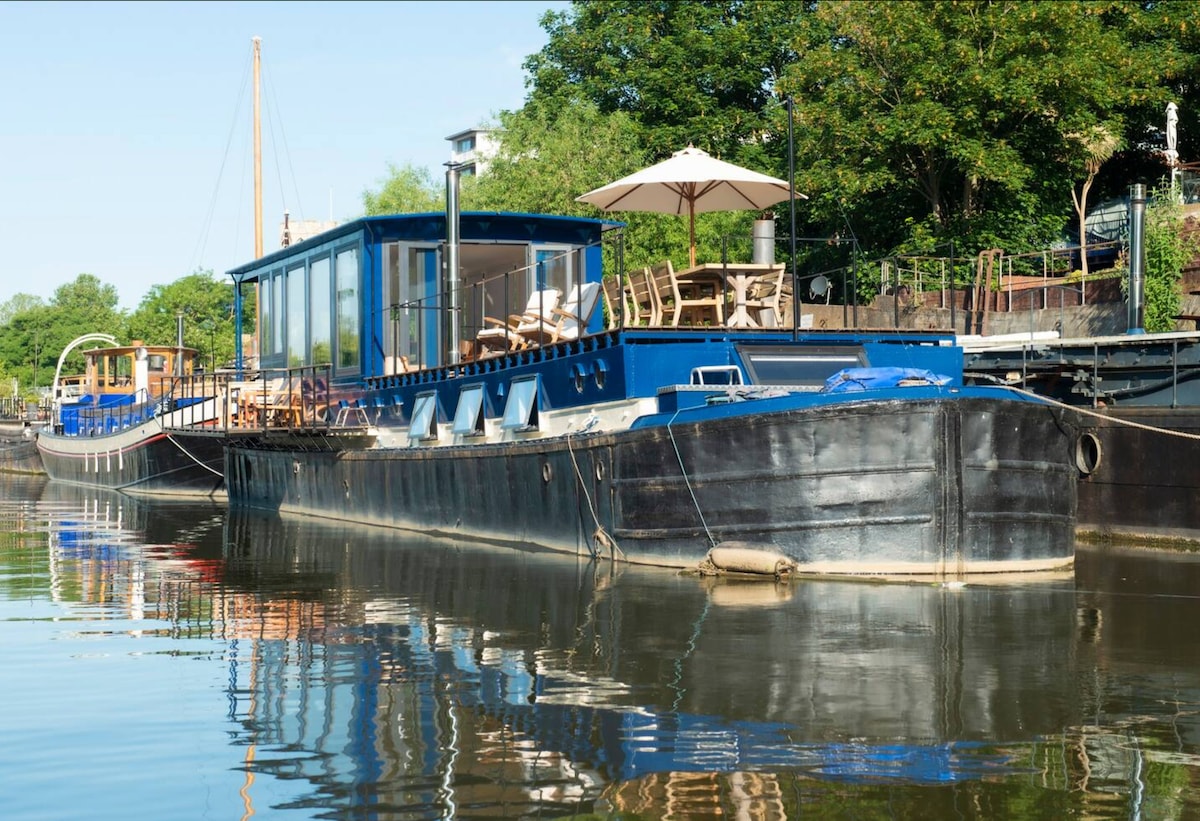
253;36;263;259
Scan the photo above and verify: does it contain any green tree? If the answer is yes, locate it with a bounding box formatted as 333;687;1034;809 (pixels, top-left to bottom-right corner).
1068;125;1122;278
0;275;128;390
126;270;239;371
0;304;52;392
0;276;124;394
525;0;808;163
468;98;645;214
362;162;443;215
48;274;124;339
467;98;765;275
779;1;1179;264
0;294;46;328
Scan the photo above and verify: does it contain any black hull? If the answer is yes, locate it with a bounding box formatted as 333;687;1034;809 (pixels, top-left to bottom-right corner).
1074;407;1200;542
0;437;44;474
37;427;225;496
227;397;1077;575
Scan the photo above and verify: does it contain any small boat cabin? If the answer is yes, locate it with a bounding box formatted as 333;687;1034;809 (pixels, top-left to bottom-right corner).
225;213;613;384
60;342;198;402
53;342;201;436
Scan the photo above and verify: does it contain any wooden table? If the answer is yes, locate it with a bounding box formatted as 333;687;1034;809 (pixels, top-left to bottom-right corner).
674;263;783;328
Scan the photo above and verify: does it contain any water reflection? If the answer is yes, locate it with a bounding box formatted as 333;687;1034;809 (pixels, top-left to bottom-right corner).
2;473;1199;819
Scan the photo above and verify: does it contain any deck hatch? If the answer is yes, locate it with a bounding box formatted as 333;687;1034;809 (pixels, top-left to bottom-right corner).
501;376;540;431
408;392;440;442
452;385;487;436
737;344;866;387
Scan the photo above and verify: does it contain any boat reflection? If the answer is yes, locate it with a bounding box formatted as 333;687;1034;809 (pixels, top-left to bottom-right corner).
8;476;1199;819
216;511;1076;801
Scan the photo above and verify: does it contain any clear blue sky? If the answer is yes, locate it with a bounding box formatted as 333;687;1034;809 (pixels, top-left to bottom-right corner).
0;0;568;309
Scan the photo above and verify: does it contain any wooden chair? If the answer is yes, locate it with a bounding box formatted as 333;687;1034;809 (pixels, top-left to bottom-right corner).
658;259;724;327
476;288;560;355
624;266;659;326
516;282;602;346
601;276;624;329
743;264;787;327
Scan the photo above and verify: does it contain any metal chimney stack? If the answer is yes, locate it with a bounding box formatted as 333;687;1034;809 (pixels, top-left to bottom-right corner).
444;163;463;365
752;214;775;265
1127;183;1146;334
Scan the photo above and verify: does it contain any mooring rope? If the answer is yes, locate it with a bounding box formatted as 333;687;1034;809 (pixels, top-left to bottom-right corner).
666;409;718;550
565;421;624;562
157;416;224;477
999;384;1200;441
669;596;711;714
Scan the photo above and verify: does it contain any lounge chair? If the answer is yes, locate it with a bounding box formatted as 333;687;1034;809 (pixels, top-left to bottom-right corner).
476;288;561;355
516;281;602;345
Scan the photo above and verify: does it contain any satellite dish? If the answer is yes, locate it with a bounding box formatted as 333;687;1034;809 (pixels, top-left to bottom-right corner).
810;275;830;302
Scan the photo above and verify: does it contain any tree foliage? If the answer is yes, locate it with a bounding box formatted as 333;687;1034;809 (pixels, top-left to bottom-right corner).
524;0;809;164
362;162;443;216
521;0;1200;276
779;0;1191;263
125;270;241;371
0;274;127;393
0;294;45;328
467;98;646;217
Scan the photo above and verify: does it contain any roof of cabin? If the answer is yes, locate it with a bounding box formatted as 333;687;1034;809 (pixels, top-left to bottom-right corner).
226;211;623;281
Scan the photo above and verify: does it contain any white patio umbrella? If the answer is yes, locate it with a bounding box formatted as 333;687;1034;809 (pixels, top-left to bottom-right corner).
576;145;804;267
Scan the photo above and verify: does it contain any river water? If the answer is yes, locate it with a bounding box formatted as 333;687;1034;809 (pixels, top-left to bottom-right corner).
2;472;1198;820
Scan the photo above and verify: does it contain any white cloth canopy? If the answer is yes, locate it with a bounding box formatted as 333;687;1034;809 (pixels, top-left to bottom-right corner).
576;145;804;266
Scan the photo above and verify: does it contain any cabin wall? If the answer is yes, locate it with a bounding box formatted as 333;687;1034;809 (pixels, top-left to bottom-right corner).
231;215;610;387
251;232;365;379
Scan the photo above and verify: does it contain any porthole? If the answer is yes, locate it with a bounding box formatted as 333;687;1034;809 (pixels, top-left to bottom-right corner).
572;362;587;394
595;459;605;482
593;359;608;390
542;461;553;483
1075;432;1102;475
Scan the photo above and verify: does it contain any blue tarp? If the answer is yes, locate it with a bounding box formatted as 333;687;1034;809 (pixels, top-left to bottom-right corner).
821;367;952;393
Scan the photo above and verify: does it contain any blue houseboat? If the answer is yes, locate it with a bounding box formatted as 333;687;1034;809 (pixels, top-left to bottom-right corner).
220;212;1079;577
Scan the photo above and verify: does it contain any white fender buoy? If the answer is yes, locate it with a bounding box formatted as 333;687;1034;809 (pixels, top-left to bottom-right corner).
700;543;798;578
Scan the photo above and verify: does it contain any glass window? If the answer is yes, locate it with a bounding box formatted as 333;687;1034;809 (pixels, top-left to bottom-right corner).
382;243;401;369
309;256;331;365
260;272;273;357
405;246;439;369
738;345;865;387
271;272;284;356
286;263;307;367
501;376;539;430
408;392;439;442
336;247;359;370
533;246;574;299
455;136;475;153
451;384;486;436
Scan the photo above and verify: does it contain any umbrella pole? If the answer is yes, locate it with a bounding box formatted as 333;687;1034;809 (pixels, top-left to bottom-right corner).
689;207;697;268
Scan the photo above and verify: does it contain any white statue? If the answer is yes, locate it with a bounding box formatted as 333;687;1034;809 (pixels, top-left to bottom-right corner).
1166;102;1179;164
